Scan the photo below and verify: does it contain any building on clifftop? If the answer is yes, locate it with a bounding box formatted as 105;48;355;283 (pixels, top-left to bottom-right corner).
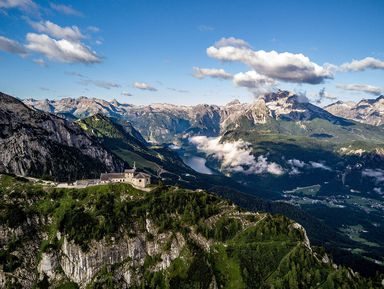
100;162;151;188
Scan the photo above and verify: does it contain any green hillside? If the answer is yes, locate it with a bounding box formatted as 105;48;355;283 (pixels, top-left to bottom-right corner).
77;114;191;178
0;174;380;288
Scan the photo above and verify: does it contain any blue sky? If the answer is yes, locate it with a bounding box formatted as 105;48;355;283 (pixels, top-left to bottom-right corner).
0;0;383;105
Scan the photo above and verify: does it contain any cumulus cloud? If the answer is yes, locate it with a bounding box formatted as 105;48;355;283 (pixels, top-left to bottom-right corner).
214;37;251;49
0;35;27;55
193;67;232;80
189;136;284;175
29;20;84;41
207;38;333;84
50;3;82;16
0;0;38;12
336;83;382;96
233;70;276;96
362;169;384;183
341;57;384;72
25;33;101;64
133;82;157;91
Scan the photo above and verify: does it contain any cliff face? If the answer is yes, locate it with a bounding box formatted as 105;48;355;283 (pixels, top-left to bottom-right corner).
39;229;186;288
0;92;124;181
0;175;374;289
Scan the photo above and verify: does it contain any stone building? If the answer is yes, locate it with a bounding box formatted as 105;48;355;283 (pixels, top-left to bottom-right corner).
100;163;151;188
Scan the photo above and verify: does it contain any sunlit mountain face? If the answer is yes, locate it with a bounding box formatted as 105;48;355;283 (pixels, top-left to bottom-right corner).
1;0;384;287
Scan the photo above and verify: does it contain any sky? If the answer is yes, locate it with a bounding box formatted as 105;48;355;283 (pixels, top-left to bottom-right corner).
0;0;383;105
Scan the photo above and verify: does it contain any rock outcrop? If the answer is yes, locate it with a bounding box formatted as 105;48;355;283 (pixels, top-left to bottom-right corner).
0;92;124;181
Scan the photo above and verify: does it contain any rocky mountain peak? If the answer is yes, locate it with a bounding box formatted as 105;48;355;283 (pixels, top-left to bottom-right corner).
325;94;384;126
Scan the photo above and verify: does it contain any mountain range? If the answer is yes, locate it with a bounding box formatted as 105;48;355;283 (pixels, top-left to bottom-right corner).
325;95;384;126
24;90;384;144
2;90;384;280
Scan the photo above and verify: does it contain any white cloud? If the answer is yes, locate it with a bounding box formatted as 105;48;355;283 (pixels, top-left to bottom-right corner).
29;20;84;41
0;35;27;55
207;39;333;84
287;159;305;168
133;82;157;91
373;187;383;194
362;169;384;183
0;0;38;12
309;161;332;171
214;37;251;49
233;70;276;96
287;159;332;174
25;33;101;64
189;136;284;175
193;67;233;80
341;57;384;72
336;83;382;96
50;3;82;17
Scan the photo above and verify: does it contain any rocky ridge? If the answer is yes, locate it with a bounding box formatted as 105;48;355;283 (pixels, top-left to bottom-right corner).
0;92;124;180
325;95;384;126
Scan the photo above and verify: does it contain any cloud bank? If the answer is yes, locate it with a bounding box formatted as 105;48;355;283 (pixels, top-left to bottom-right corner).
189;136;284;175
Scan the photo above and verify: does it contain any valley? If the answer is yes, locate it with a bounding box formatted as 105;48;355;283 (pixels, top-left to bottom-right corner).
1;1;383;287
21;90;384;277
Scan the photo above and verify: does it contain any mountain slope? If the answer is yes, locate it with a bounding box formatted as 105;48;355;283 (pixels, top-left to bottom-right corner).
76;113;197;181
0;174;377;288
325;95;384;126
222;90;384;145
0;92;124;181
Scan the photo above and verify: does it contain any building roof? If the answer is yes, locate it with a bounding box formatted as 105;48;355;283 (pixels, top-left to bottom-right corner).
134;172;150;179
